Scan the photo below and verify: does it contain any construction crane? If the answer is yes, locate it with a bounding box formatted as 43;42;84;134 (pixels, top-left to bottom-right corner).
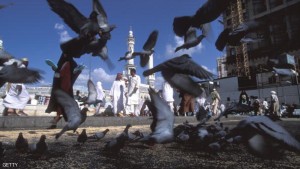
230;0;250;78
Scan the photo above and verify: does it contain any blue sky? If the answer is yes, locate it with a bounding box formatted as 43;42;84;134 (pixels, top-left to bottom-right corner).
0;0;226;91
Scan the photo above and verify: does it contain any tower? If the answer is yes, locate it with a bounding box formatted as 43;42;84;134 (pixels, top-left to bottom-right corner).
124;27;136;76
0;38;3;50
147;53;155;87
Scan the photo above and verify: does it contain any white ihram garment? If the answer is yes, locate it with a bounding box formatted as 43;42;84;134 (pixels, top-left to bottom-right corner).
162;81;174;111
110;80;126;115
127;75;141;115
3;83;30;109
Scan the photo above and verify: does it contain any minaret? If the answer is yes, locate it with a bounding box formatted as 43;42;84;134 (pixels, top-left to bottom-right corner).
0;38;3;51
147;53;155;87
124;27;136;76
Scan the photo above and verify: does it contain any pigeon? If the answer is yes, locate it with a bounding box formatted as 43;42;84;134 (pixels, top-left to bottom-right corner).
54;89;89;139
131;30;159;67
173;0;230;37
15;132;28;153
118;50;133;61
47;0;114;39
196;106;211;124
35;135;48;156
80;80;102;106
88;129;109;140
175;130;190;143
77;129;88;145
215;20;264;51
214;103;254;121
143;88;175;145
104;124;132;152
143;54;214;97
0;142;5;159
175;27;205;52
228;116;300;158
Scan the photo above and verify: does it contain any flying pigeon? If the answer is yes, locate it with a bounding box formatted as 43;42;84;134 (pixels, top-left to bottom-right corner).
80;80;102;106
173;0;230;37
47;0;114;39
88;129;109;140
175;27;205;52
215;20;264;51
118;50;132;61
104;124;132;152
143;54;214;97
15;132;28;153
54;89;89;139
228;116;300;158
131;30;159;67
143;88;175;145
77;129;88;145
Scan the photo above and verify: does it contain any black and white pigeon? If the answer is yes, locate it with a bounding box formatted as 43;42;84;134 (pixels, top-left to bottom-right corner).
131;30;159;67
175;27;205;52
88;129;109;140
77;129;88;145
15;132;28;153
80;80;102;106
228;116;300;158
215;20;264;51
54;89;89;139
104;124;132;153
143;54;214;97
173;0;230;37
142;88;175;145
47;0;114;39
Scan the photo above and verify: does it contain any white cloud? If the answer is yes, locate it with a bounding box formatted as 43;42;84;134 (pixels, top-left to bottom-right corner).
202;65;217;75
54;23;72;43
165;36;204;58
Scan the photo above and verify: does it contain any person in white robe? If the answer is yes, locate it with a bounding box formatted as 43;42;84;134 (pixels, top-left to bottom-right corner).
110;73;126;116
3;58;30;116
162;80;174;112
126;68;141;116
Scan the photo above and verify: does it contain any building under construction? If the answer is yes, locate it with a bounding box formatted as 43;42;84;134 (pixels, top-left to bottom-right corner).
220;0;300;89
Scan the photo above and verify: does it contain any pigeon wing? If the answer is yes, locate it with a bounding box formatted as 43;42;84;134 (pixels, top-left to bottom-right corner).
143;30;159;51
47;0;88;34
0;65;42;84
184;27;197;43
86;79;97;104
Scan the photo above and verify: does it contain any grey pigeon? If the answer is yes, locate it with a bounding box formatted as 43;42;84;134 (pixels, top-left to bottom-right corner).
132;30;159;67
176;130;190;143
143;54;214;97
0;63;42;88
215;20;264;51
104;124;132;152
80;80;102;106
88;129;109;140
228;116;300;158
47;0;113;39
15;132;28;153
143;88;175;145
54;89;89;139
175;27;205;52
214;103;254;121
77;129;88;145
118;50;132;61
173;0;230;37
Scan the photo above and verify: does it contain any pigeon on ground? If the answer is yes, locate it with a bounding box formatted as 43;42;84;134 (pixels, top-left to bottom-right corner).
175;27;205;52
15;132;28;153
104;124;132;152
215;20;264;51
29;135;48;157
131;30;159;67
141;88;175;145
88;129;109;140
54;89;89;139
0;142;5;159
227;116;300;158
77;129;88;145
175;130;190;143
214;103;254;121
143;54;214;97
173;0;230;37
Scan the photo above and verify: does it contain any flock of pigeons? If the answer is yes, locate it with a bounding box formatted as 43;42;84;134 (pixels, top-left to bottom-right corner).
0;0;299;161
